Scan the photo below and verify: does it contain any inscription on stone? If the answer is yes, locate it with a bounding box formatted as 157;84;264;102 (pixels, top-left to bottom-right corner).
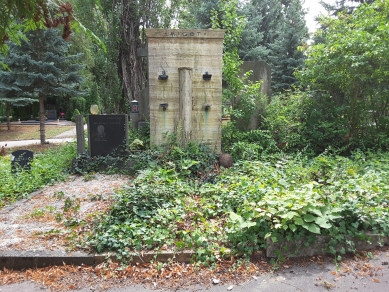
11;150;33;172
46;110;57;120
88;115;128;157
165;31;207;37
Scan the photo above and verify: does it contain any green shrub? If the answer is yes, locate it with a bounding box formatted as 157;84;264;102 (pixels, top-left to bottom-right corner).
230;81;266;131
66;97;86;120
261;90;307;152
71;109;81;123
222;122;278;156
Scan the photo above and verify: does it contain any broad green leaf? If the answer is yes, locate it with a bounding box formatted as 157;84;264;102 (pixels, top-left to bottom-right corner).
304;214;316;222
229;212;241;222
315;217;331;229
308;223;321;234
280;211;299;219
289;224;297;232
278;179;288;186
327;213;342;220
241;221;256;228
295;218;304;225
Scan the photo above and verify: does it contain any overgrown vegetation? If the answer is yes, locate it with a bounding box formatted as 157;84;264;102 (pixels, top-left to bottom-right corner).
0;143;76;208
78;150;389;265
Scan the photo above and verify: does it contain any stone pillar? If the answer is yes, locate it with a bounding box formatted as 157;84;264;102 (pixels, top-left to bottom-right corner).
129;112;139;129
75;115;85;154
179;67;192;148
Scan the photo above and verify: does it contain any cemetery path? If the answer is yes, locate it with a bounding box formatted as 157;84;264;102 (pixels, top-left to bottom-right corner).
52;123;87;138
1;138;76;147
0;123;86;147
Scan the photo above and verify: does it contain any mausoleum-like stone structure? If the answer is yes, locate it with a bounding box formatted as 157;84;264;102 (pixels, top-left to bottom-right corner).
146;29;225;152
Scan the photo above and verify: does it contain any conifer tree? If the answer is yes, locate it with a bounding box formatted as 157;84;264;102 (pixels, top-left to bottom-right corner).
267;0;308;91
0;72;37;130
1;28;84;144
320;0;375;16
239;0;282;61
239;0;308;92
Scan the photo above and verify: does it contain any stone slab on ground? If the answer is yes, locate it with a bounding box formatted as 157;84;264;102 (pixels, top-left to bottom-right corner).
266;234;389;258
0;250;94;270
0;250;195;270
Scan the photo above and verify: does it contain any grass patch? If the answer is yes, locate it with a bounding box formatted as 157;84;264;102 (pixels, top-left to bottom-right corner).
1;143;62;155
0;142;77;208
0;125;75;141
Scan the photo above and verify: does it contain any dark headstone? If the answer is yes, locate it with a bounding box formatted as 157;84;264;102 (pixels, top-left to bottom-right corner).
88;115;129;157
11;150;33;172
46;110;57;120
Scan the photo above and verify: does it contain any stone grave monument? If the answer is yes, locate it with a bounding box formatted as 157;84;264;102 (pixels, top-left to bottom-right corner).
11;150;33;172
238;61;271;130
146;29;225;152
87;115;129;157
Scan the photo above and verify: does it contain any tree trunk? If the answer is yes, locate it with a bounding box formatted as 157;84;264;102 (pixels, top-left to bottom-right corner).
6;102;11;131
117;0;146;110
39;94;46;145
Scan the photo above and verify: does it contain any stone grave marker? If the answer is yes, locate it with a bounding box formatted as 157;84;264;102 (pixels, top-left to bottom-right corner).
46;110;57;120
87;114;129;157
11;150;33;172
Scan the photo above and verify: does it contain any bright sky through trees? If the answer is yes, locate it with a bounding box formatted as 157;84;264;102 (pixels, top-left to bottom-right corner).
303;0;336;32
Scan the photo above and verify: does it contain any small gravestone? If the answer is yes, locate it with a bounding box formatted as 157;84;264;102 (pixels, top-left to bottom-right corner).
46;110;57;120
11;150;33;172
88;115;129;157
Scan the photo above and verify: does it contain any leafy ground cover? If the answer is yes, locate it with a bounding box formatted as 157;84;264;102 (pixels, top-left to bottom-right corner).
0;125;74;141
76;148;389;265
0;143;77;208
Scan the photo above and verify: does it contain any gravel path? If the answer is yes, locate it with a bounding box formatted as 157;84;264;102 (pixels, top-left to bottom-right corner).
52;124;87;138
0;174;131;252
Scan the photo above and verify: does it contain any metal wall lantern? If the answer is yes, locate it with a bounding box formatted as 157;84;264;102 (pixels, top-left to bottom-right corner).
130;100;139;113
202;72;212;81
160;103;168;111
158;70;168;80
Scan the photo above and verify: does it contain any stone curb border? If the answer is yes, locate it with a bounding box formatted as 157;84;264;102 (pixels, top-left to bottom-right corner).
0;251;195;270
0;190;43;214
266;235;389;258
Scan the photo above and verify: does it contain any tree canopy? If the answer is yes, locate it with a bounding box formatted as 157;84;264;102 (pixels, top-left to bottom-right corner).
297;0;389;148
0;0;75;53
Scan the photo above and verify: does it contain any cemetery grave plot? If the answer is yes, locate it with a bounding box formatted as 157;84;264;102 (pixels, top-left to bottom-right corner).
0;174;130;252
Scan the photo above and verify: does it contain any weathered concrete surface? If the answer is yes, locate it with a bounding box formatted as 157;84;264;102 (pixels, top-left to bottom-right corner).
146;28;224;152
0;250;94;270
0;250;194;270
235;61;271;130
2;249;389;292
267;234;389;258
